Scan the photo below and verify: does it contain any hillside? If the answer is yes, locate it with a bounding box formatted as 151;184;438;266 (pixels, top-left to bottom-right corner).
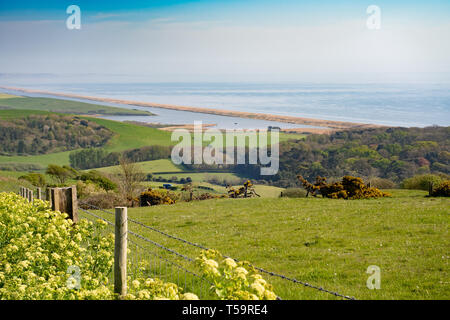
0;113;113;155
0;110;174;169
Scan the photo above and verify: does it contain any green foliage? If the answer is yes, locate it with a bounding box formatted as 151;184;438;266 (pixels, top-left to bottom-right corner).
0;114;113;156
18;173;46;187
69;145;171;170
77;170;117;191
401;174;446;191
265;126;450;187
46;164;76;185
430;180;450;197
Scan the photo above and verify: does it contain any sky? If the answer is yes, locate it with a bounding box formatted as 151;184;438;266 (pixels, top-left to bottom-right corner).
0;0;450;82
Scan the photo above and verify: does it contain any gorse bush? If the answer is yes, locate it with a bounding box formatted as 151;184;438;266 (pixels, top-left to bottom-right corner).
298;175;391;199
139;188;178;206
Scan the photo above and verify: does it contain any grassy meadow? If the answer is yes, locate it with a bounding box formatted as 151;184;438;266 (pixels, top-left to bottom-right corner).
0;94;152;116
92;189;449;300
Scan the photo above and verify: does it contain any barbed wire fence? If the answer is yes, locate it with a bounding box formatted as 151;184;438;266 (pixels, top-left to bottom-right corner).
79;201;214;299
78;200;356;300
17;186;356;300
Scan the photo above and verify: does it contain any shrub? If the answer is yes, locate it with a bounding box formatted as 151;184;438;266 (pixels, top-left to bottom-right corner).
79;191;126;209
139;188;178;206
401;174;445;190
298;175;390;199
194;193;227;201
18;173;46;187
368;177;397;189
430;180;450;197
77;170;117;191
280;188;307;198
76;181;105;199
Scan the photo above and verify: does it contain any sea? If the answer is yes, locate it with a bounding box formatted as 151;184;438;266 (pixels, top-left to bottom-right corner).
0;77;449;129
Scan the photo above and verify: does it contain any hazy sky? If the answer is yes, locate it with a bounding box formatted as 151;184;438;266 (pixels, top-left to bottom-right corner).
1;0;450;82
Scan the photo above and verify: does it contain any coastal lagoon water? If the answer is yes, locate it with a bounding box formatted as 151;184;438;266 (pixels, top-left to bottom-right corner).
1;80;449;127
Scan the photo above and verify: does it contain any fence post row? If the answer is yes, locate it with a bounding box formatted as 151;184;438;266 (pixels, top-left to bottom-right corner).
50;186;78;223
28;189;34;203
114;207;128;298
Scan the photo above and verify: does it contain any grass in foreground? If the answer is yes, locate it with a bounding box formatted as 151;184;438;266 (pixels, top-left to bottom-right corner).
94;189;449;300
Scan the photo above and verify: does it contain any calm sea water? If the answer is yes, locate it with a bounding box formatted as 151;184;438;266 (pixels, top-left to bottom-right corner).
1;80;449;127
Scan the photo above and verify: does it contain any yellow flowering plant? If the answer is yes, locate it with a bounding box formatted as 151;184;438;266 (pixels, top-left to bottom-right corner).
0;192;198;300
196;250;277;300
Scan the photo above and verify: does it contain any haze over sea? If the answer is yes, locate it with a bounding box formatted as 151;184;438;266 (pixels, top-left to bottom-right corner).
1;76;449;128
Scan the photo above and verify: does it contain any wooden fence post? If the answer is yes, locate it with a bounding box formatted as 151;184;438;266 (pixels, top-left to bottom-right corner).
50;186;78;223
19;187;23;197
36;187;42;200
114;207;128;298
46;188;52;202
25;188;30;201
27;189;34;203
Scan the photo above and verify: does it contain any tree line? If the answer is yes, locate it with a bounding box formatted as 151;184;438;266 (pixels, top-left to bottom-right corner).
69;145;172;169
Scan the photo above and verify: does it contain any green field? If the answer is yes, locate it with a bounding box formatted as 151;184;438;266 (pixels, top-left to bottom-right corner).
0;94;153;116
96;159;184;174
92;189;449;300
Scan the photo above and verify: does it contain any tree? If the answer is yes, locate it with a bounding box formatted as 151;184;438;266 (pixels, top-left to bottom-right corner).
116;157;145;206
46;164;75;185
